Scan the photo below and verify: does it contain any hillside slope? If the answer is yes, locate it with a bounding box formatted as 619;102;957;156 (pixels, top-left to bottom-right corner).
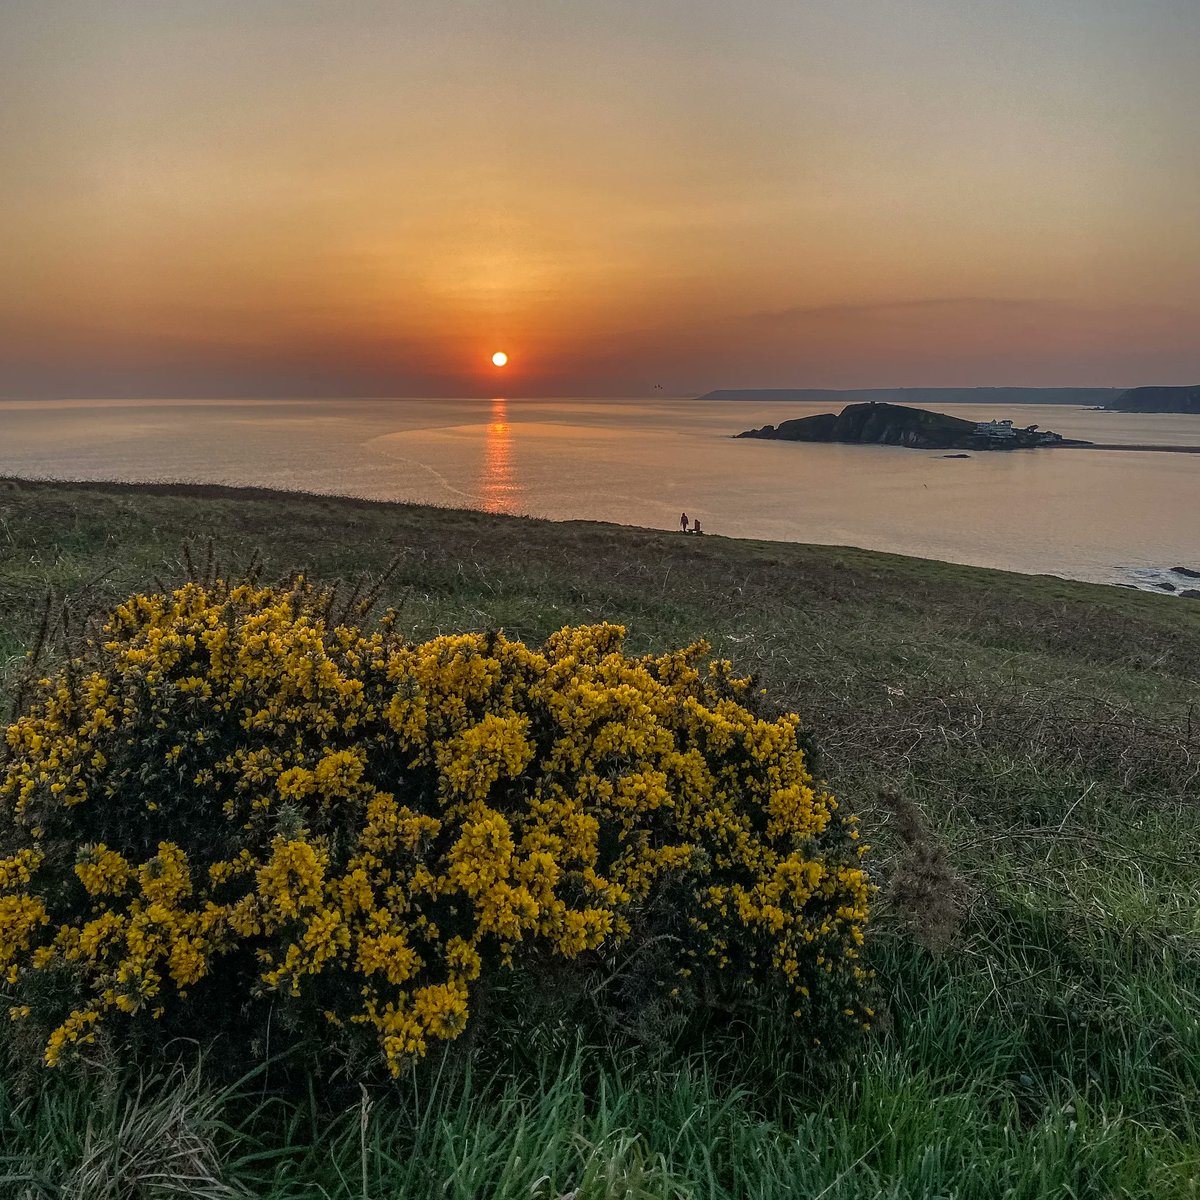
1;477;1198;1196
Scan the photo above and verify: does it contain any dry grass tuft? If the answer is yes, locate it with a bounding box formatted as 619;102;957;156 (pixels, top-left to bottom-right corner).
879;788;968;954
64;1066;245;1200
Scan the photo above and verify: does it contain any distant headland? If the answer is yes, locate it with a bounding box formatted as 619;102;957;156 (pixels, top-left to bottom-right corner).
1107;385;1200;414
699;387;1120;405
735;402;1084;451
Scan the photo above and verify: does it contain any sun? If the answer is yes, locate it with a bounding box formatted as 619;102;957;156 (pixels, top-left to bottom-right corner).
491;351;508;367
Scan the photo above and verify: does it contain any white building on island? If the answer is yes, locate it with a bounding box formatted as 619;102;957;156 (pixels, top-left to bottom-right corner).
974;419;1017;440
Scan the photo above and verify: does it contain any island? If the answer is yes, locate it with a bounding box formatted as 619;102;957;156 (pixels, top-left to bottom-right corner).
734;401;1083;451
1107;385;1200;414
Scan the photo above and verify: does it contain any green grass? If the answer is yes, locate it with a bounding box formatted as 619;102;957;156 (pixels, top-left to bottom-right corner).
2;477;1198;1198
5;1037;1196;1199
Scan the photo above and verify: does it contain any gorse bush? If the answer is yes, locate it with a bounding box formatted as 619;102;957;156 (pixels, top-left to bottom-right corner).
0;580;870;1075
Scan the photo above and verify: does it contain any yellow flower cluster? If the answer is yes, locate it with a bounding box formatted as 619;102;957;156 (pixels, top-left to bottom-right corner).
1;580;870;1073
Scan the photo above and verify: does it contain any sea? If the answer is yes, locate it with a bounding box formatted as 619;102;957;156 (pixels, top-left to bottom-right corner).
1;396;1197;593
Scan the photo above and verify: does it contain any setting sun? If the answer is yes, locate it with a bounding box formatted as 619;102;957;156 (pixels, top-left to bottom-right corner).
491;351;508;367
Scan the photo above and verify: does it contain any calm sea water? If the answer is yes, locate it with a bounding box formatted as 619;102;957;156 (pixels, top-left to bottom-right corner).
1;397;1197;589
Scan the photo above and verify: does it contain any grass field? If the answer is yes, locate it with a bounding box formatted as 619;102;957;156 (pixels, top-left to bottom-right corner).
2;477;1198;1198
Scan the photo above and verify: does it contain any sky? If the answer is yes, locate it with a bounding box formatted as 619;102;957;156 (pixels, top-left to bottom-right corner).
2;0;1198;398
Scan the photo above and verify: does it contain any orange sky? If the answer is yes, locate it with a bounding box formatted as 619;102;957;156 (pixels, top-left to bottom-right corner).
2;0;1198;397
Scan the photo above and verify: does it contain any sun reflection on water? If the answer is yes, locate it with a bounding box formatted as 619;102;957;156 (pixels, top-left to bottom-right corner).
478;398;519;513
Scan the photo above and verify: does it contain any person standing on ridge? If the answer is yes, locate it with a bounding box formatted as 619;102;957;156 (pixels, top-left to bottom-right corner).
680;511;689;532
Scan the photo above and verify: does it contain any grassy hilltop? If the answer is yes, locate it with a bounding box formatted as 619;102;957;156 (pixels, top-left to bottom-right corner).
1;477;1199;1198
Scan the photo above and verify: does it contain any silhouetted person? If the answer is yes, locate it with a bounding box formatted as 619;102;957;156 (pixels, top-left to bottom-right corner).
680;512;689;532
692;517;702;535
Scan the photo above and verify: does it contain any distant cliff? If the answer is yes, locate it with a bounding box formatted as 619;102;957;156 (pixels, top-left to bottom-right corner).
735;402;1078;451
1108;386;1200;414
700;387;1120;405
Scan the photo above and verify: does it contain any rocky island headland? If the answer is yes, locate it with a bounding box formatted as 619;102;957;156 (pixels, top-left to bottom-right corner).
735;401;1083;451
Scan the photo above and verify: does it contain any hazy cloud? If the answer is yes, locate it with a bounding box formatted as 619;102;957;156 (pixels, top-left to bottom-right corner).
750;297;1193;326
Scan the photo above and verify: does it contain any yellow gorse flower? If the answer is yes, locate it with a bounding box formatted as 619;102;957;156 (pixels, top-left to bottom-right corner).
0;580;871;1074
74;845;132;897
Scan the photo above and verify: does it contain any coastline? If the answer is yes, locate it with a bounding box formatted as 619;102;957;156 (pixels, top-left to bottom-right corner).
1;474;1195;601
1;398;1195;589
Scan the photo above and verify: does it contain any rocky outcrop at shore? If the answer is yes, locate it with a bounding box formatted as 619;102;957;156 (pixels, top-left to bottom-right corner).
735;402;1078;451
1122;565;1200;597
